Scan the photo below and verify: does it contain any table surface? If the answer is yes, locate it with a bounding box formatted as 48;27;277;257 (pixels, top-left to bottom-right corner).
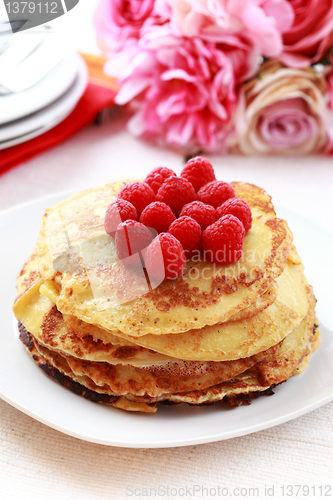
1;1;333;498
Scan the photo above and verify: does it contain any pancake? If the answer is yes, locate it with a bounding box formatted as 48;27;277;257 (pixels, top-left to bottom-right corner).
254;291;317;386
101;259;311;361
32;328;277;398
117;297;319;405
20;324;268;412
16;299;283;398
13;258;308;363
164;318;320;406
18;304;319;408
13;278;276;362
18;324;157;413
13;177;319;413
35;181;293;336
15;286;315;404
14;181;290;338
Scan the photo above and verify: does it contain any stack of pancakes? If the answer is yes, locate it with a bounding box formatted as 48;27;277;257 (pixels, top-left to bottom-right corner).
13;181;320;413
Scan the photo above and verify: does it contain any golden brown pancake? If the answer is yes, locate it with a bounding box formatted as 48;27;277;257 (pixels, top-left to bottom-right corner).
19;324;157;413
13;259;308;362
18;307;319;408
34;282;277;364
104;259;311;361
13;180;319;413
19;181;292;336
19;306;279;398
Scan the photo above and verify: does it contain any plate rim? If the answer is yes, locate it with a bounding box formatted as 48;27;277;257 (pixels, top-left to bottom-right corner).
0;375;332;449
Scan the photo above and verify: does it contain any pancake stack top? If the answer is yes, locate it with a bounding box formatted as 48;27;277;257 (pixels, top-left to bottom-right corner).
13;161;320;413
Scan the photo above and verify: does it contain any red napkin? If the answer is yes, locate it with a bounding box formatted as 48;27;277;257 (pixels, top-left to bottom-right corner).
0;82;117;175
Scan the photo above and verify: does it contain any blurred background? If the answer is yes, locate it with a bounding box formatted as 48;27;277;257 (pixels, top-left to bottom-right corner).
0;0;332;234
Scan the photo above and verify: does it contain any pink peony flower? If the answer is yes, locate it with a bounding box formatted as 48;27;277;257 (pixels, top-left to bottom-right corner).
170;0;294;60
94;0;169;54
106;33;238;153
214;33;261;83
231;62;328;155
280;0;333;68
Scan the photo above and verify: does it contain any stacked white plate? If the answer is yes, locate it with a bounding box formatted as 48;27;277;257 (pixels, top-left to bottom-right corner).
0;26;88;150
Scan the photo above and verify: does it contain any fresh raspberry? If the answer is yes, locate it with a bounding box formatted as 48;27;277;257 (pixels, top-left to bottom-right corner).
156;177;196;216
197;181;235;208
216;198;252;233
145;167;176;194
202;215;245;264
140;202;176;234
118;182;155;216
115;220;154;261
179;201;216;231
168;216;201;258
145;233;186;281
181;156;216;192
104;199;138;235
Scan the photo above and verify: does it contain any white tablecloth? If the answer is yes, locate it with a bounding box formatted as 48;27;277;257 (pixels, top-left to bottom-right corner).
1;121;333;499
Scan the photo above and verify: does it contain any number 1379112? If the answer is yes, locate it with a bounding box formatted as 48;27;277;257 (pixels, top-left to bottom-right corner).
5;2;58;14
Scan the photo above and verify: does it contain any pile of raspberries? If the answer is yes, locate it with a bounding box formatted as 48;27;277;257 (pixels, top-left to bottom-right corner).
104;157;252;281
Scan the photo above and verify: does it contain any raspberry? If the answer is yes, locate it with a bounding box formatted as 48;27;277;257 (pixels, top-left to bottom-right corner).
202;214;245;264
115;220;154;261
118;182;155;216
145;167;176;194
168;216;201;258
140;202;176;234
179;201;216;231
197;181;235;208
145;233;186;281
104;199;138;235
156;177;196;216
216;198;252;233
181;156;216;192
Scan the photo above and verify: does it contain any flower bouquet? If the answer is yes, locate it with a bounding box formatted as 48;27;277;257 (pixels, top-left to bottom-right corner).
95;0;333;155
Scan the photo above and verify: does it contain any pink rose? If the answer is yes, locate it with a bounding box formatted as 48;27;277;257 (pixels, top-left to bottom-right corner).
323;68;333;153
94;0;168;54
281;0;333;68
231;62;328;155
170;0;294;61
106;33;237;153
327;68;333;112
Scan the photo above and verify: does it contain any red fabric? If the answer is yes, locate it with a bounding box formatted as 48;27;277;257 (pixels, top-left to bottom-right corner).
0;83;116;175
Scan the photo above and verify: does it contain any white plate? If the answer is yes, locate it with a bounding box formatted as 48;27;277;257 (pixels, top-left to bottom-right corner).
0;51;78;125
0;56;87;149
0;192;332;449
